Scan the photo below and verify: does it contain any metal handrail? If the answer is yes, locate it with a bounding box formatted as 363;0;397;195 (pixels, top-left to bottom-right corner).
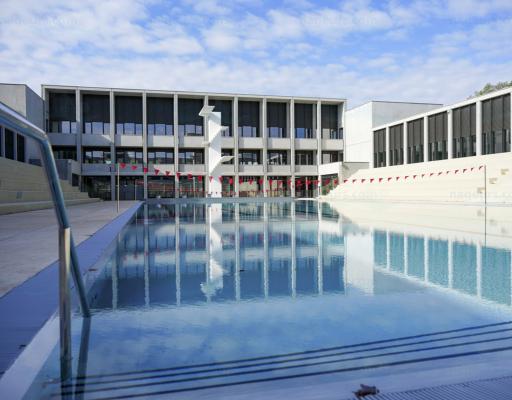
0;102;90;317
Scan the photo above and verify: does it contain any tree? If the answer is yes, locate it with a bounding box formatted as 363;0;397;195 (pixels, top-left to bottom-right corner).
469;81;512;98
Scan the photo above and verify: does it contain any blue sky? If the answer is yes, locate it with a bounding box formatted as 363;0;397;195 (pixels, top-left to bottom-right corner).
0;0;511;107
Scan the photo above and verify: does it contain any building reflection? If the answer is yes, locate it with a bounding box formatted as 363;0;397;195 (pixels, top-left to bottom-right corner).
89;201;346;310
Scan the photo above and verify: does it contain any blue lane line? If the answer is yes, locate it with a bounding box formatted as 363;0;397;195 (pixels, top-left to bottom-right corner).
57;335;512;396
72;319;512;380
0;202;141;375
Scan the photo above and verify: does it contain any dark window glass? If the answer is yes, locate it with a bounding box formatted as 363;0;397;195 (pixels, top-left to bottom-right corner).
147;149;174;164
178;98;203;136
147;97;173;136
267;102;287;138
321;104;342;139
48;92;77;133
238;150;261;164
115;96;142;135
322;151;341;164
407;118;424;163
83;148;111;164
83;94;110;134
373;129;386;167
82;176;111;200
268;150;288;165
178;149;204;164
452;103;476;158
389;124;404;166
5;128;15;159
295;151;315;165
16;134;25;162
238;101;260;137
221;149;234;164
428;112;448;161
115;148;143;164
53;146;77;160
209;99;233;137
482;94;511;155
295;103;314;138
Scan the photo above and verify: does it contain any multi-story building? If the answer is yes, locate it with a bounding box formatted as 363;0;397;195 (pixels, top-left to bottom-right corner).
41;85;346;200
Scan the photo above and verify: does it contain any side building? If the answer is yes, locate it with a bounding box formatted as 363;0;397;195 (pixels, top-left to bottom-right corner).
42;85;346;200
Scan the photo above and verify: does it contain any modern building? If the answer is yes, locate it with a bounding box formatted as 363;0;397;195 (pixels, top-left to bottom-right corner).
40;85;346;200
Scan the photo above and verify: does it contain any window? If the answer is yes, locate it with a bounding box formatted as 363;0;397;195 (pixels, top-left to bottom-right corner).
178;98;203;136
82;176;111;200
428;112;448;161
147;149;174;164
482;94;511;155
4;128;15;159
115;148;143;164
452;104;476;158
295;103;314;138
322;151;342;164
221;149;234;164
147;97;173;136
83;148;112;164
268;150;288;165
53;146;77;160
321;104;342;139
238;101;260;137
178;149;204;164
389;124;404;166
407;118;424;163
83;94;110;134
115;96;142;135
16;134;25;162
209;99;233;137
295;151;315;165
48;92;77;133
238;150;261;165
373;129;386;167
267;102;287;138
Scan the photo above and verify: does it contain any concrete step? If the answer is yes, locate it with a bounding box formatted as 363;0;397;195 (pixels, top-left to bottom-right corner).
0;198;101;215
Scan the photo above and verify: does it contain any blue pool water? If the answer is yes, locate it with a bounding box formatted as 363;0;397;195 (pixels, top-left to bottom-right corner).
19;200;512;399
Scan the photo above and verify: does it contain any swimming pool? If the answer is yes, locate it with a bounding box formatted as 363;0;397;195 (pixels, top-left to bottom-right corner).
14;200;512;398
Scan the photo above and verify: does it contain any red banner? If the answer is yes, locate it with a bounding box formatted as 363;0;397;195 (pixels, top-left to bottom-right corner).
154;168;160;175
131;165;137;171
120;162;126;169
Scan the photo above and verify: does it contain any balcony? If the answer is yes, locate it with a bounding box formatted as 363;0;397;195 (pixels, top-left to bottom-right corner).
267;138;290;149
267;165;291;174
148;164;175;176
321;138;343;150
180;136;204;148
115;135;143;147
295;138;317;150
82;163;113;175
147;135;175;148
216;164;235;175
239;137;264;148
82;134;112;147
178;164;205;173
221;137;235;148
238;164;264;174
295;165;318;174
48;133;77;146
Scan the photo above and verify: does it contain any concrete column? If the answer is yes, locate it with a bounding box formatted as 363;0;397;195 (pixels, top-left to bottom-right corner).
291;202;296;297
476;100;482;156
403;121;408;164
316;101;322;196
235;203;241;300
233;97;239;197
263;203;269;298
175;208;181;306
173;94;179;198
262;98;267;197
142;91;148;200
290;99;296;197
447;109;453;159
75;89;83;188
110;91;116;200
385;126;390;167
317;205;323;295
423;116;429;162
203;95;209;196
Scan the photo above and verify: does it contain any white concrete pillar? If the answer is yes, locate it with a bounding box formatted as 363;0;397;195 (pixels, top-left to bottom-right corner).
203;95;209;195
263;203;269;298
235;203;241;300
175;209;181;306
316;101;322;196
291;201;297;297
423;116;429;162
233;97;239;197
476;100;482;156
75;88;83;187
262;98;267;197
403;122;408;164
385;126;390;167
142;91;148;200
290;99;296;197
447;109;453;159
173;94;179;198
110;90;116;200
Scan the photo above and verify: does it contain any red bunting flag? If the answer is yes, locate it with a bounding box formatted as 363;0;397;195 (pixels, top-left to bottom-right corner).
454;169;459;174
258;178;264;185
198;175;203;182
269;179;273;186
143;167;148;173
379;178;383;182
437;172;442;176
334;179;338;185
219;176;223;183
229;177;233;184
165;170;170;176
120;162;126;169
370;178;374;183
446;171;450;174
343;179;348;183
352;179;357;183
326;178;330;185
176;172;181;178
209;176;213;182
471;167;474;171
154;168;160;175
361;179;366;183
239;177;243;184
463;168;467;173
404;176;409;180
278;180;283;187
387;177;392;181
249;178;254;184
395;177;400;181
430;173;434;177
131;165;137;171
187;173;192;180
421;174;425;178
413;175;417;179
479;165;484;170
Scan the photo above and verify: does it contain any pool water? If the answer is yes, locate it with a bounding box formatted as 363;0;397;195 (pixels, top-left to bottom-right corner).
22;200;512;399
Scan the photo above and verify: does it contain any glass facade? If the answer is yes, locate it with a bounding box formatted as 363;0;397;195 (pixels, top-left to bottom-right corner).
83;148;111;164
116;148;143;164
453;103;476;158
48;92;77;133
16;134;25;162
178;149;204;164
407;118;424;163
53;146;77;160
321;104;341;139
239;150;261;165
389;124;403;166
115;96;143;135
428;112;448;161
4;128;15;159
322;151;342;164
238;101;260;137
147;149;174;164
82;176;111;200
268;150;288;165
209;99;232;137
295;103;314;138
221;149;234;164
83;94;110;134
148;176;175;198
482;94;511;154
267;102;287;138
373;129;386;167
147;97;173;136
295;151;315;165
178;98;203;136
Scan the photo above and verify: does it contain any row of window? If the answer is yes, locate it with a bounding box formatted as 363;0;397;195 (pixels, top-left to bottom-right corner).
47;93;343;139
373;94;511;167
0;126;26;162
53;146;342;166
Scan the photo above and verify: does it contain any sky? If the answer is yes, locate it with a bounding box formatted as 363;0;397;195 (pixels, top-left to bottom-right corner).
0;0;511;108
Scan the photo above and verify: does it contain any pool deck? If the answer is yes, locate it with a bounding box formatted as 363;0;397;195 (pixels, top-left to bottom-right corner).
0;201;140;376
